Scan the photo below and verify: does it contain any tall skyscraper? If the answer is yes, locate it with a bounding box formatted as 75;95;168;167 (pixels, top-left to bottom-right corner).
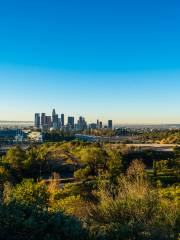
61;114;65;127
45;116;52;128
34;113;40;128
68;116;75;129
108;120;113;129
41;113;46;128
97;120;100;129
77;116;87;130
52;108;56;117
52;108;59;129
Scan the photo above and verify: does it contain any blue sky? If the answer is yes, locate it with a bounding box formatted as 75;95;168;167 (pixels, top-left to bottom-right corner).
0;0;180;123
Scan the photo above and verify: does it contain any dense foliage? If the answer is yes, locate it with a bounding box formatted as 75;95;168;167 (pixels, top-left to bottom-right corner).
0;141;179;239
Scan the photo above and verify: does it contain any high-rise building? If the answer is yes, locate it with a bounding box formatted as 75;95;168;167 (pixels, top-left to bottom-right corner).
99;121;103;129
97;120;100;129
52;108;56;117
45;116;52;128
61;114;65;127
108;120;113;129
41;113;46;128
68;116;75;129
77;116;87;130
34;113;40;128
52;109;59;129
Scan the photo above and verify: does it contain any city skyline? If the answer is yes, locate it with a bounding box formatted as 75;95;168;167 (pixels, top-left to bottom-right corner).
0;1;180;124
34;109;112;130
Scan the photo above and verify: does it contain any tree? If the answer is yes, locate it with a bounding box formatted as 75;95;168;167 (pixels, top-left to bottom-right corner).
88;160;180;240
153;160;157;177
106;149;123;183
80;147;106;174
74;166;91;182
0;200;89;240
4;179;49;209
3;146;26;172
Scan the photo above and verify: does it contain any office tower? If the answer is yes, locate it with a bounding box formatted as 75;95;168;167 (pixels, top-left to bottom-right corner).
99;121;103;129
77;116;87;130
52;109;56;123
52;108;59;129
61;114;65;127
108;120;113;129
41;113;46;128
52;108;56;117
53;115;59;128
34;113;40;128
68;116;75;129
45;116;52;129
58;118;61;128
97;120;100;129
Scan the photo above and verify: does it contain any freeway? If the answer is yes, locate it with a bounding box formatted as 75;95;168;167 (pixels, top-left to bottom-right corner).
126;143;179;151
75;134;179;151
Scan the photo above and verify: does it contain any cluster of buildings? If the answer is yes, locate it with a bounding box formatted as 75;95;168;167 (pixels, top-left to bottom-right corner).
35;109;113;131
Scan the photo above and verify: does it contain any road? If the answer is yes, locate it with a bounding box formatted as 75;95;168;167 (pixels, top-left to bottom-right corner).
126;143;179;151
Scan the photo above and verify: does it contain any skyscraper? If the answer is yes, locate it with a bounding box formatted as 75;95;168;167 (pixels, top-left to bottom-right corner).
61;114;65;127
77;116;87;130
34;113;40;128
108;120;113;130
68;116;75;129
41;113;46;128
45;116;52;128
52;108;59;129
97;120;100;129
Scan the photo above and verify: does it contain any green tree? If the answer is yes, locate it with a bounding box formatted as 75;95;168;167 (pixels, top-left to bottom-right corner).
3;146;26;172
4;179;49;209
0;200;90;240
88;160;180;240
153;160;157;177
106;149;123;183
74;166;91;182
80;147;106;174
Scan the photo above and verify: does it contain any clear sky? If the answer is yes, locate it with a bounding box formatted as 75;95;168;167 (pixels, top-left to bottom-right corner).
0;0;180;124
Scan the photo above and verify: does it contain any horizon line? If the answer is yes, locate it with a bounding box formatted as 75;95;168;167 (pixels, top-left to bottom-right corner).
0;120;180;126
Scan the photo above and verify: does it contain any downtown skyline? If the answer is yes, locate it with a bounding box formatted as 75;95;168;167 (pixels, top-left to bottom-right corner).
34;108;112;130
0;0;180;124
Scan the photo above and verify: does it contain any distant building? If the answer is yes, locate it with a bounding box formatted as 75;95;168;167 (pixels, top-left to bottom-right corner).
51;109;59;129
97;120;99;129
34;113;40;128
108;120;113;129
28;131;43;143
41;113;46;128
99;121;103;129
61;114;65;127
89;123;97;130
77;116;87;130
45;116;52;129
0;129;27;141
68;116;75;129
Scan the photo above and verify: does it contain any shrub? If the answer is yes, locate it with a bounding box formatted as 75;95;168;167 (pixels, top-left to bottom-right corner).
88;160;180;240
